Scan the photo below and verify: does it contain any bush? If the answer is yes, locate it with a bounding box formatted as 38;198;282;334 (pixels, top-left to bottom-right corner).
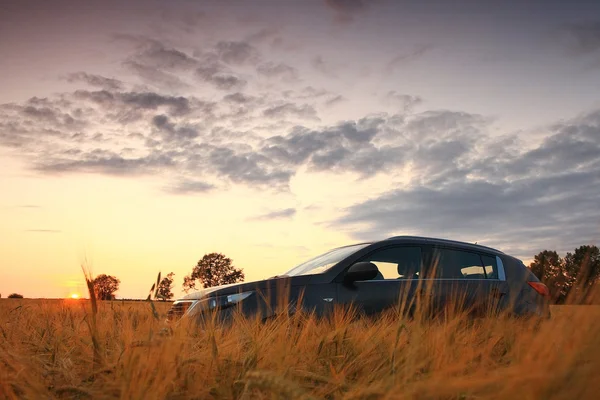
7;293;24;298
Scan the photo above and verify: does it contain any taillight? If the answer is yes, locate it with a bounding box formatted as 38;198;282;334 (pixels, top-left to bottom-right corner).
528;281;550;297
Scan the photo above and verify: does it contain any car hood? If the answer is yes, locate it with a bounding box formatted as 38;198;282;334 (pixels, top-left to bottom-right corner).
177;275;313;301
181;282;241;300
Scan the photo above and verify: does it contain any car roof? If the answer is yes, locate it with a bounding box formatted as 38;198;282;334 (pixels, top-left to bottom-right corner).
381;235;505;255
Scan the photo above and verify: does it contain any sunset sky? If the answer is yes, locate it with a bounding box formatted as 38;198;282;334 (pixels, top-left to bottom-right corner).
1;0;599;299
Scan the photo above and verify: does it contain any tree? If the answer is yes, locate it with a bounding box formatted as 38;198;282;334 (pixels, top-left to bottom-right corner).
156;272;175;301
92;274;120;300
183;253;244;292
529;246;600;304
563;245;600;302
8;293;23;299
529;250;567;302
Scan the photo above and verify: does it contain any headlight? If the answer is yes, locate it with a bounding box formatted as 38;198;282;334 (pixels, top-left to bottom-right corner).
168;291;254;321
195;291;254;314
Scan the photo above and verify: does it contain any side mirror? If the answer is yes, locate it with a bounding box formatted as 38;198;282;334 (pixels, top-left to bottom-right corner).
344;262;379;285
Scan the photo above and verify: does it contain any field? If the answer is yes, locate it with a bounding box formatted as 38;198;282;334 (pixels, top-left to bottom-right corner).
1;298;599;399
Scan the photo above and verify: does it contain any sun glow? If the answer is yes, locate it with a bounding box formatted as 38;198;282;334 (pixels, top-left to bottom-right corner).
70;293;80;299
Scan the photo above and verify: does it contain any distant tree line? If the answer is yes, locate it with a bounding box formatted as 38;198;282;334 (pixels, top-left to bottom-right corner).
9;246;595;303
86;272;176;301
529;245;600;304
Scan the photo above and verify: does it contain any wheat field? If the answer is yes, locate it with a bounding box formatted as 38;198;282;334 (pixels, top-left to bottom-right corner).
1;296;599;400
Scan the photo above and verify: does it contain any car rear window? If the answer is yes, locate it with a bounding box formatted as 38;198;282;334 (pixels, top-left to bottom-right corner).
428;248;504;280
430;248;485;279
481;255;499;279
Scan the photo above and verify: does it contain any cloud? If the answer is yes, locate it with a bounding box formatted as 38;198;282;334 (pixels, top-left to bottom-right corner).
246;28;281;44
73;90;193;116
223;92;258;105
121;92;192;115
559;21;600;56
250;208;296;221
263;103;319;120
151;114;199;141
121;38;255;91
134;43;198;71
125;61;191;90
324;0;369;22
311;55;336;77
383;91;422;112
385;44;433;73
207;146;293;188
257;62;299;81
283;86;331;100
65;72;124;91
195;64;247;90
215;41;260;66
1;87;489;189
166;179;215;194
35;150;175;176
333;110;600;259
324;94;346;107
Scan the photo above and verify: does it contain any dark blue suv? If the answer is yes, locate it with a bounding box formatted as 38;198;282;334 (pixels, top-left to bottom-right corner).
168;236;550;322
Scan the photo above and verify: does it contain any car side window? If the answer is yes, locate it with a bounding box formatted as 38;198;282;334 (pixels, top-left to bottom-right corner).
356;246;422;280
429;248;485;279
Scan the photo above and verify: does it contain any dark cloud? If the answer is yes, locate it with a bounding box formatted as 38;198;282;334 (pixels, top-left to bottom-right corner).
257;62;299;81
223;92;258;105
311;55;336;77
124;60;191;90
2;89;488;189
151;114;198;141
207;146;293;188
250;208;296;221
121;92;191;115
22;106;58;122
66;72;124;91
167;179;215;194
195;64;247;90
283;86;331;100
334;110;600;259
385;44;434;73
35;150;175;176
559;21;600;56
215;41;260;66
263;103;319;120
246;28;281;45
324;0;369;22
324;95;346;107
73;90;193;116
134;43;198;71
210;74;247;91
259;116;401;176
335;171;600;259
121;39;254;91
384;91;422;112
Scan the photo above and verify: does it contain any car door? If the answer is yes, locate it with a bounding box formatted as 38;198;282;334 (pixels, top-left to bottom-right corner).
335;245;423;317
423;246;509;317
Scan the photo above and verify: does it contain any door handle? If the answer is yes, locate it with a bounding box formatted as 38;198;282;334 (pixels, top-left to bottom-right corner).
490;288;506;298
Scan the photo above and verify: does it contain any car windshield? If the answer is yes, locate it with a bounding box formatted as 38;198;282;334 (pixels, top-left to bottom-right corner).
282;244;369;277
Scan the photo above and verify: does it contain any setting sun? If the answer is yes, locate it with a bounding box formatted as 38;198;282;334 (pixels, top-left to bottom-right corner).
70;293;80;299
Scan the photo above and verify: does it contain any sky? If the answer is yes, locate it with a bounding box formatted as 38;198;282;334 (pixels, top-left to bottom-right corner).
1;0;599;299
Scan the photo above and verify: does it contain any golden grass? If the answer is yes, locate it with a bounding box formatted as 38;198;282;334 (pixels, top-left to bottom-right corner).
1;298;599;400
